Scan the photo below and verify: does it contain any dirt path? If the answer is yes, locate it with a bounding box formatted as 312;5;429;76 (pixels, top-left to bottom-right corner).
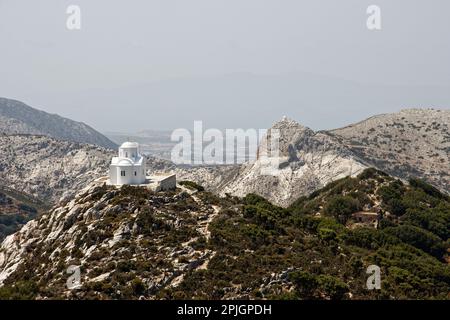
167;185;221;288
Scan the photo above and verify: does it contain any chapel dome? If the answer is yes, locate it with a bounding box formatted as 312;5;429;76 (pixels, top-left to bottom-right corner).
120;141;139;149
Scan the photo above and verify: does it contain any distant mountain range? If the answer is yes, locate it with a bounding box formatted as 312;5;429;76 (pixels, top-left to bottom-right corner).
57;72;450;131
0;98;117;149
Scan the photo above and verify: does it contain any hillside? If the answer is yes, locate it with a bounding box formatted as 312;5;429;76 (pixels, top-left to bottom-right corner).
330;108;449;192
0;134;114;204
0;98;117;149
0;169;448;299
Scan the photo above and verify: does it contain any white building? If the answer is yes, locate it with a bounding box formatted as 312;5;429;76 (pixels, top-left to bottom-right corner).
109;142;147;185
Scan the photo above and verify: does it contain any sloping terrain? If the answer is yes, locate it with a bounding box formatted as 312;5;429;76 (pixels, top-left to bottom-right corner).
0;169;448;299
0;98;117;149
330;108;449;193
0;182;224;298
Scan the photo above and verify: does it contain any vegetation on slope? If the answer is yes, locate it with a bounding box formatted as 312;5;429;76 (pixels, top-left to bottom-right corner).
161;169;449;300
0;168;449;299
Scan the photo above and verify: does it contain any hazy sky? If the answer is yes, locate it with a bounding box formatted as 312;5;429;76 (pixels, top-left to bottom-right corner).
1;0;449;132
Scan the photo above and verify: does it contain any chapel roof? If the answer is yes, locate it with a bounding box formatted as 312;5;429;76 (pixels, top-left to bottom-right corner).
120;141;139;149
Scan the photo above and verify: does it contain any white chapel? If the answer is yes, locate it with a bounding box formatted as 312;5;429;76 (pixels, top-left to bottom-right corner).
109;141;146;185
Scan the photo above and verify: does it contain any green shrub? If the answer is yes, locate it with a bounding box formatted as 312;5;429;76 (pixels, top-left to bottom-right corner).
323;196;361;224
131;278;146;296
318;228;337;242
289;271;318;298
0;281;38;300
316;275;349;300
292;215;320;232
382;225;446;258
343;227;398;249
179;181;205;192
409;178;446;200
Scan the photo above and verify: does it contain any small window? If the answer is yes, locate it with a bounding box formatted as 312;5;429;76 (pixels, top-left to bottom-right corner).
121;171;126;177
125;152;128;158
134;171;137;176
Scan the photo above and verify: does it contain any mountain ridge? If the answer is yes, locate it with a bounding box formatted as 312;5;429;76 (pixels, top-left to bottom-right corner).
178;108;449;206
0;97;117;149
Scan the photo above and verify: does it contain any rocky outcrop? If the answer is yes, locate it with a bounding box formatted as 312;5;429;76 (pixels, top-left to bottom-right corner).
0;97;117;149
0;182;222;299
216;117;367;207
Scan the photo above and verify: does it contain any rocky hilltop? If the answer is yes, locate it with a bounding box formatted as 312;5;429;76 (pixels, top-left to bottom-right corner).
180;109;449;207
0;182;223;298
0;170;448;299
0;98;117;149
215;117;367;207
